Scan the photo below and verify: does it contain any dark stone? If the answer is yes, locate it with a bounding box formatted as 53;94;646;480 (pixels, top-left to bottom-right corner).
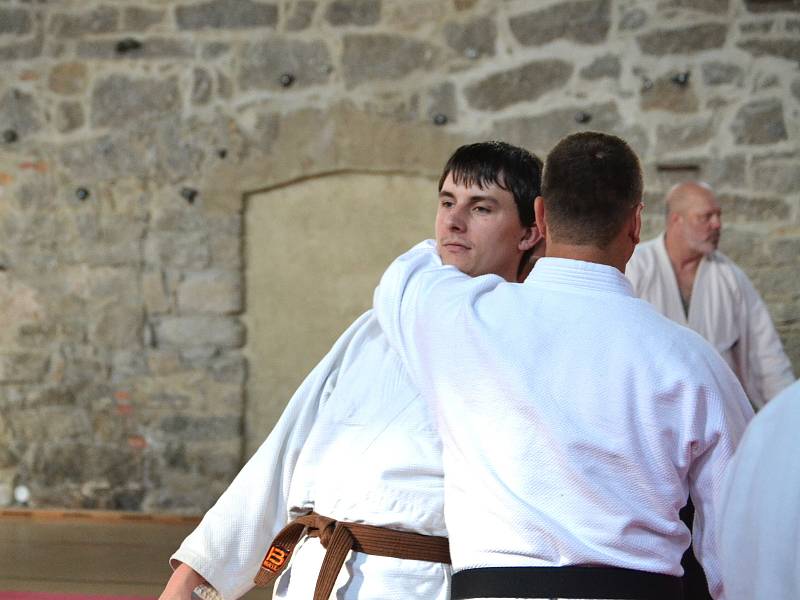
640;74;699;113
111;488;144;511
55;101;83;133
180;187;198;204
239;38;331;90
580;54;621;79
656;118;715;152
788;19;800;33
286;0;316;30
176;0;278;30
0;32;43;61
637;23;727;54
78;38;194;60
123;7;165;31
740;20;774;34
49;7;118;38
433;113;448;125
91;75;180;129
325;0;380;26
192;68;212;105
342;34;437;88
658;0;729;13
444;16;496;58
738;39;800;62
0;88;41;136
701;62;743;85
671;71;690;86
465;59;573;111
510;0;611;46
717;193;791;223
279;72;295;87
75;188;90;201
619;8;647;30
0;8;32;35
752;156;800;194
744;0;800;12
792;78;800;102
2;129;17;143
731;99;787;145
493;101;622;158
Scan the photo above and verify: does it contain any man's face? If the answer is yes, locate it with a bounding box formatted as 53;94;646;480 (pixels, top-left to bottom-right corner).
675;189;722;256
435;172;532;282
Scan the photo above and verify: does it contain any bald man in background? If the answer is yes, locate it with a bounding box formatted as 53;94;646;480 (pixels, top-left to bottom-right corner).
626;181;795;411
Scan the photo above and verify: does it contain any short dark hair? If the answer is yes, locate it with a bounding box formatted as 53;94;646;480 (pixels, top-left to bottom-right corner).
439;141;543;227
541;132;643;248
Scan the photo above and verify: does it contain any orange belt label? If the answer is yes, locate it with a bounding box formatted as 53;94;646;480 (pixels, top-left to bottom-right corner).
261;545;289;572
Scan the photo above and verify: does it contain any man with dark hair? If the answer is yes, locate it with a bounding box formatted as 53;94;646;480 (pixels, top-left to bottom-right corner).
160;141;543;600
374;131;753;600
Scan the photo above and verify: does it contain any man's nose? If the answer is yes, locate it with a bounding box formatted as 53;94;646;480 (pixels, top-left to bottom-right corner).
710;214;722;229
446;207;467;231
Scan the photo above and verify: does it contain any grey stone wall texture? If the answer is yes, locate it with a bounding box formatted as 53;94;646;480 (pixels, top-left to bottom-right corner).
0;0;798;513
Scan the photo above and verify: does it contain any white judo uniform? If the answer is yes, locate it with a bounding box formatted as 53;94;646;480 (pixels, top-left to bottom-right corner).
373;240;753;599
717;379;800;600
171;311;449;600
626;235;795;409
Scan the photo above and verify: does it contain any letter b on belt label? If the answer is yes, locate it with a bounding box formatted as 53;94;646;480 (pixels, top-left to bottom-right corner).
262;545;288;572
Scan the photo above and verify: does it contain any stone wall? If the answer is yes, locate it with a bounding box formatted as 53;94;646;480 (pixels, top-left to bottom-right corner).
0;0;797;513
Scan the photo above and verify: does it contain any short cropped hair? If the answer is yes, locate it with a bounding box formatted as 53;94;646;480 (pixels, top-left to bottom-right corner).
439;141;543;227
541;132;643;247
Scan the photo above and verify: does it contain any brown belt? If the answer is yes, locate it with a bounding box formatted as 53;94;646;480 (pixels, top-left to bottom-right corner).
253;512;451;600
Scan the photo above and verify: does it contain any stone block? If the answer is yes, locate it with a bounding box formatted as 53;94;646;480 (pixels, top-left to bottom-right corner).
657;0;729;13
717;194;791;223
123;7;165;31
737;39;800;62
325;0;380;26
0;352;48;383
744;0;800;12
493;101;621;158
89;304;144;349
768;236;800;266
640;75;699;113
176;0;278;30
342;34;437;88
509;0;610;46
77;38;194;60
158;414;241;441
444;16;496;58
701;62;743;86
705;154;747;190
286;0;316;30
55;101;84;134
0;88;41;137
143;270;171;314
154;316;244;348
0;32;43;62
177;270;242;314
239;38;331;90
464;59;573;111
48;62;88;95
637;23;727;54
111;350;149;382
656;117;714;152
147;349;182;375
740;20;774;34
60;132;154;181
0;8;32;35
731;99;787;145
580;55;621;80
49;7;118;38
752;156;800;195
91;75;180;129
792;78;800;103
619;8;647;30
144;231;211;270
192;68;212;105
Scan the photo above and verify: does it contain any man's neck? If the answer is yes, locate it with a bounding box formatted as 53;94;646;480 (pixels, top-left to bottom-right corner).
545;241;627;273
664;230;706;315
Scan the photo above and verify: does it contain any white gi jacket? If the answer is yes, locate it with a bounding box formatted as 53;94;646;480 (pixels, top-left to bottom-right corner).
373;241;753;600
717;379;800;600
171;311;449;600
626;235;795;409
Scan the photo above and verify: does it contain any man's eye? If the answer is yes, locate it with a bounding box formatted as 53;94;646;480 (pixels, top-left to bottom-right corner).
473;205;491;214
440;199;454;208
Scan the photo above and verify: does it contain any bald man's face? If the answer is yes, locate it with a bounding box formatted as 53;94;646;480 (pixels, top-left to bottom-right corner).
673;188;722;256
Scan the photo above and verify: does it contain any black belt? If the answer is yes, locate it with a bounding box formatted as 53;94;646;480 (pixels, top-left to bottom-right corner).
451;566;684;599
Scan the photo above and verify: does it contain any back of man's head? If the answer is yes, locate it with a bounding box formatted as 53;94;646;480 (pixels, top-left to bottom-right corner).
541;132;642;248
439;141;543;227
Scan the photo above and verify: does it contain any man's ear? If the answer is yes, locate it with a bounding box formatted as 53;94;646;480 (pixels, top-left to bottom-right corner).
518;224;543;251
629;202;644;245
533;196;546;238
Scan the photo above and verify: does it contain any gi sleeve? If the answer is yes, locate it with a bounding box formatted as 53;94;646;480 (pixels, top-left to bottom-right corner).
170;312;370;600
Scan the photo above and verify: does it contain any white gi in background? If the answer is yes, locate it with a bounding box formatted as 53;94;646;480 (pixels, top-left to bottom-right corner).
626;235;795;409
717;379;800;600
373;240;753;600
171;311;449;600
